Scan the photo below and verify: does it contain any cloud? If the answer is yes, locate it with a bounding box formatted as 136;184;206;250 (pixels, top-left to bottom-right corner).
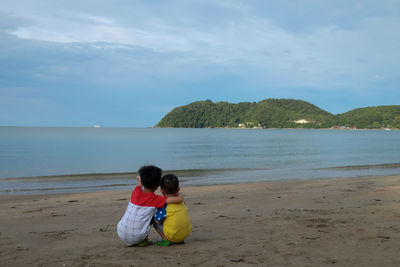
5;1;399;89
1;1;400;125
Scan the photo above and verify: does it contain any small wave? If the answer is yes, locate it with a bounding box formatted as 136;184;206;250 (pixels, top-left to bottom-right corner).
0;183;134;194
0;168;267;182
320;163;400;170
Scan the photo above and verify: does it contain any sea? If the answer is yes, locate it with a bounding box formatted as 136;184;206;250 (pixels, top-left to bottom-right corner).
0;127;399;195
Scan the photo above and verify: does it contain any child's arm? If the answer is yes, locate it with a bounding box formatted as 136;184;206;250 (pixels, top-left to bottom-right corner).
165;193;184;204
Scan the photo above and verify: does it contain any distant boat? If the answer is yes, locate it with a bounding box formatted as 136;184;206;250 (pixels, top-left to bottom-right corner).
385;128;391;131
94;125;100;128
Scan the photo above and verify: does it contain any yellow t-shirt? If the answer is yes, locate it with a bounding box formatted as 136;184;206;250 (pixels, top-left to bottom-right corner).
163;202;192;243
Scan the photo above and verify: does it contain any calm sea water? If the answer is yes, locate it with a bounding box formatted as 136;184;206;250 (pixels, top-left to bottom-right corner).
0;127;399;195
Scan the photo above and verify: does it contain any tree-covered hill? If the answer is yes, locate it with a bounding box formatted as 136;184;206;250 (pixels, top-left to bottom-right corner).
155;100;254;128
246;99;335;128
336;106;400;129
156;99;335;128
156;99;400;129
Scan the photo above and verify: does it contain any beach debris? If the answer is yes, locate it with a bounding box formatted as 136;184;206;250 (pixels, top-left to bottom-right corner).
23;208;43;213
50;212;66;217
287;208;305;212
162;256;174;262
377;235;390;239
193;202;204;205
230;258;245;262
118;198;127;201
99;224;113;232
67;200;79;203
81;255;91;260
302;236;321;240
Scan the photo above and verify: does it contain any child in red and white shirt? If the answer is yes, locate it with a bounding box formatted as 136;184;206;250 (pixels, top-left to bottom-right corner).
117;166;183;246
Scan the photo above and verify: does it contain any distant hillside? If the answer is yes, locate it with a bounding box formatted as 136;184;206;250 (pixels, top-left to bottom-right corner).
336;106;400;129
156;99;335;128
156;99;400;129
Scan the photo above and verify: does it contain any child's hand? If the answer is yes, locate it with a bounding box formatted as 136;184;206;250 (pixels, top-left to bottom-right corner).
166;193;184;204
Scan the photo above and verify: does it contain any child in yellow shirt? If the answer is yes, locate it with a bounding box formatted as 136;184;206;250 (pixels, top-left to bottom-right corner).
153;174;192;246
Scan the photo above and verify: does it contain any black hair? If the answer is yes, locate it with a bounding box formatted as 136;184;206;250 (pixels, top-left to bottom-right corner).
138;165;162;190
160;174;179;194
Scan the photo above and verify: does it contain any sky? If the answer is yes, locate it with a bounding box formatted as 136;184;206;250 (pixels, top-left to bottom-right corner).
1;0;399;127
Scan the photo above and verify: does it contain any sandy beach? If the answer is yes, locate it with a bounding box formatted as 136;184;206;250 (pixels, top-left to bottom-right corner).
1;175;400;266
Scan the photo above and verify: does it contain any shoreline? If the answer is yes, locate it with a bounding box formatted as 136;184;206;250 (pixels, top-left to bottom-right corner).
1;175;400;266
0;167;263;180
2;164;400;196
2;162;400;181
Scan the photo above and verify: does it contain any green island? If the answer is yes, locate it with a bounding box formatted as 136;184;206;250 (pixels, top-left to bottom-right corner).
155;99;400;129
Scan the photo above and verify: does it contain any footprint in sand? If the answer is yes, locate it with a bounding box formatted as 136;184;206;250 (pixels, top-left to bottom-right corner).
23;208;43;213
41;229;76;240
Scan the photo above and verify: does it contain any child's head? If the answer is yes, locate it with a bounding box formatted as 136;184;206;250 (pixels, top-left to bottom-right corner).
138;165;162;190
160;174;180;195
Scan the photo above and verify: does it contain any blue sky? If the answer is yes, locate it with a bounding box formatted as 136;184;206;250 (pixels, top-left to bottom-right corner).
1;0;399;127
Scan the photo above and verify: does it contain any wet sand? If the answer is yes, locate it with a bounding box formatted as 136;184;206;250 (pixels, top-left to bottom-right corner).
1;175;400;266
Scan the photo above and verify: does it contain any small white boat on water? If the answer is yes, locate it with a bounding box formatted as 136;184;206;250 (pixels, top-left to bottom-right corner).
94;125;100;128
